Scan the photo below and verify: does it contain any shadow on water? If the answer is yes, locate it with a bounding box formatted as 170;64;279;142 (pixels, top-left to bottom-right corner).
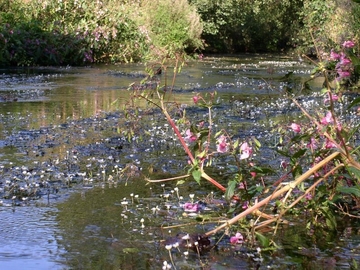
0;55;359;269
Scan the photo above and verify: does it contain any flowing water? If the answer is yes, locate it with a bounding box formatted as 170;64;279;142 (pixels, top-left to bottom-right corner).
0;55;359;269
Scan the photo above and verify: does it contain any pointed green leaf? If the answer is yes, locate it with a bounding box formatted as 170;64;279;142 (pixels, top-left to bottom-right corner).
336;186;360;197
192;169;201;184
225;180;237;201
253;138;261;148
347;167;360;181
176;180;186;185
347;97;360;110
255;232;270;248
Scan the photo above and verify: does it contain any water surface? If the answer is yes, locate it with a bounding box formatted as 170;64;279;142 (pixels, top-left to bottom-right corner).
2;55;358;269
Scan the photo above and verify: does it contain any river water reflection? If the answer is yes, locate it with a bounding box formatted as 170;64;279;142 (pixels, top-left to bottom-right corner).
1;55;359;269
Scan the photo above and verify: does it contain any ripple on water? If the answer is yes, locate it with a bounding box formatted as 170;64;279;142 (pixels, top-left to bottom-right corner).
0;206;65;270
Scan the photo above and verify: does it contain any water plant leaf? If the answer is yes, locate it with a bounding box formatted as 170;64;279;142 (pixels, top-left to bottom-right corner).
225;180;237;201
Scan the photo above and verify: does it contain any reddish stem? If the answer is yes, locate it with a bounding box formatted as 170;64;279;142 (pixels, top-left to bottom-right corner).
162;109;226;192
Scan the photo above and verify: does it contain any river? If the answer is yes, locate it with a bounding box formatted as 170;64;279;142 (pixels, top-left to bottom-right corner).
0;55;359;269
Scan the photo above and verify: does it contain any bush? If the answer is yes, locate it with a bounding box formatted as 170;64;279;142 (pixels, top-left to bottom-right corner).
296;0;360;56
0;0;148;65
190;0;303;53
135;0;204;60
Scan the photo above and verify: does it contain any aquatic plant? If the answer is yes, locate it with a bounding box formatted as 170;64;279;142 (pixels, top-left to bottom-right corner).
122;38;360;263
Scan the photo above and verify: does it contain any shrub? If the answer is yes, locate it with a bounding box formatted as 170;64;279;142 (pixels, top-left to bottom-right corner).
0;0;147;65
135;0;204;61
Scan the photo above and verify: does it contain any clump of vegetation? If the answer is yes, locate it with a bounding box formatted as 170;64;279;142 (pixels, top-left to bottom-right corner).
0;0;203;66
1;0;359;66
123;36;360;267
135;0;204;60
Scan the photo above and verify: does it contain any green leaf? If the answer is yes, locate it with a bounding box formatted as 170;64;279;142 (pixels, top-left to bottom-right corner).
276;149;291;157
292;164;303;179
233;139;239;149
192;169;201;184
347;167;360;181
255;232;270;248
251;166;276;174
320;88;328;95
214;131;222;138
225;180;237;201
336;186;360;197
198;129;209;141
347;97;360;110
320;206;337;230
176;180;185;185
292;148;307;159
253;137;261;148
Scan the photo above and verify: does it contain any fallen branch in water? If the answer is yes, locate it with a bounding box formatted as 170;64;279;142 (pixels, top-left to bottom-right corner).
145;174;190;183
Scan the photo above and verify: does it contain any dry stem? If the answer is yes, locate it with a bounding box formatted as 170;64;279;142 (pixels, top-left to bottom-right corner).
204;151;340;237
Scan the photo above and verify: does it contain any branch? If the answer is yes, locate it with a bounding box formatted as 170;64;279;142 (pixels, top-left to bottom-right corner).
204;151;340;236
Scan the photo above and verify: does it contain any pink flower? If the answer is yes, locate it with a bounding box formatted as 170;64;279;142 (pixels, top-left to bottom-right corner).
216;135;229;153
230;232;244;245
250;172;256;178
183;202;199;212
184;129;198;143
290;123;301;133
239;142;252;160
320;111;334;125
330;50;340;61
337;122;342;131
324;93;338;104
307;137;317;150
193;96;199;104
337;70;351;79
325;138;337;149
339;54;351;65
242;201;249;209
280;160;288;170
342;40;355;48
238;182;246;189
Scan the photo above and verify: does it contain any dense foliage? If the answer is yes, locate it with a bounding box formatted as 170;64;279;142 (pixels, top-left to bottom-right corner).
0;0;359;65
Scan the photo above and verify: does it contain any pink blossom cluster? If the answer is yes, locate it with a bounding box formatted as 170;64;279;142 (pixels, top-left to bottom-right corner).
329;40;355;81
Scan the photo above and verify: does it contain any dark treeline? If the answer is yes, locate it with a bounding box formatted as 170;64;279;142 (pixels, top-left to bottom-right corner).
0;0;359;66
